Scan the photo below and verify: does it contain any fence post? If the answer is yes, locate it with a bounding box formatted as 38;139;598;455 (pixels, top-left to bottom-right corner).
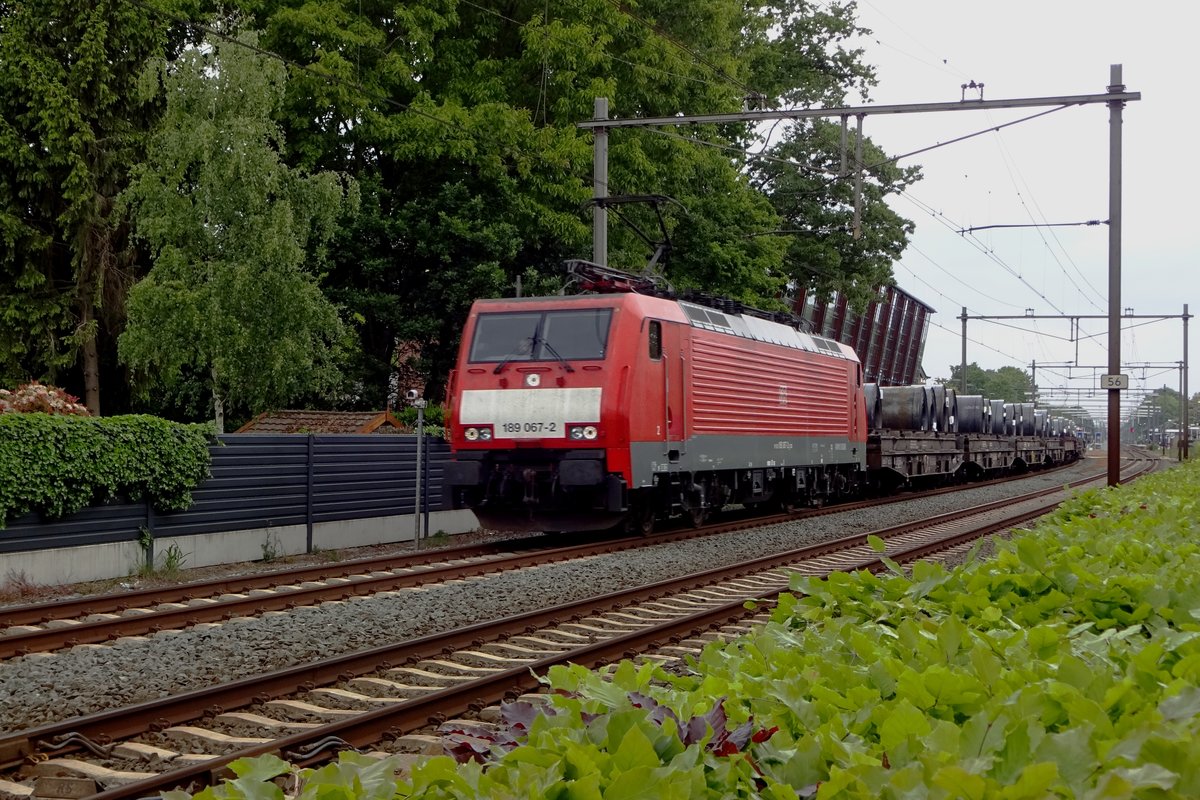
413;402;426;544
423;434;431;537
306;434;315;553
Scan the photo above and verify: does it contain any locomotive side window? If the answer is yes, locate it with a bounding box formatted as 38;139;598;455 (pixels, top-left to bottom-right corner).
469;308;613;363
648;321;662;360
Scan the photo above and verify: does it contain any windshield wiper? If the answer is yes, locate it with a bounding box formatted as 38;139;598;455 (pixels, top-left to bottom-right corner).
537;337;576;372
493;337;534;374
492;335;576;374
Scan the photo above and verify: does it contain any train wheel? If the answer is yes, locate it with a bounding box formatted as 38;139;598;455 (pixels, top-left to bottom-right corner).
625;503;655;536
686;506;707;528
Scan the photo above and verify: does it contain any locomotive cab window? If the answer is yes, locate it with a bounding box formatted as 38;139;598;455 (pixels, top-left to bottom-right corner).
648;321;662;360
469;308;613;363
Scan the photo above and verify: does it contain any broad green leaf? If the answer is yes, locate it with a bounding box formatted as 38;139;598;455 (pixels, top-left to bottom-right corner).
564;773;603;800
611;722;660;772
1033;726;1096;787
931;766;987;800
1111;763;1178;791
877;698;931;751
228;755;290;783
999;762;1058;799
601;766;662;800
1159;686;1200;721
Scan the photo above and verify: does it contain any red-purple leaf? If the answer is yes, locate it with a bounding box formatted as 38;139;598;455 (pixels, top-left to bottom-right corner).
751;726;779;744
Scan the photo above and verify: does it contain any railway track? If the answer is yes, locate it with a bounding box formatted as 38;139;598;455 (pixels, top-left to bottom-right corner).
0;459;1085;658
0;454;1153;800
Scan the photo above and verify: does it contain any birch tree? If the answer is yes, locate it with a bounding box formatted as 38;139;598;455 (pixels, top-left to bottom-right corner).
119;30;356;431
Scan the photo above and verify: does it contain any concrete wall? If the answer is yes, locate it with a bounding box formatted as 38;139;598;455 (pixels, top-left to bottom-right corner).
0;509;480;587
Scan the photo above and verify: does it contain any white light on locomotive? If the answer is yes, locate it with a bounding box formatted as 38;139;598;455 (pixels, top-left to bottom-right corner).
464;427;480;441
582;426;598;440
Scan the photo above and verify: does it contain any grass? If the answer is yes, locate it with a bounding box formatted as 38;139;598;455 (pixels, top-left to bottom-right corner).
0;570;58;604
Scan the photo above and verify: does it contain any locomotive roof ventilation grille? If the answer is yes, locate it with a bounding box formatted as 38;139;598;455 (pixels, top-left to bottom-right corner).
812;337;842;353
682;303;732;330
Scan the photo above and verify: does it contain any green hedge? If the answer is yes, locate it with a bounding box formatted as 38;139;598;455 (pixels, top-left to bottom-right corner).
0;413;213;528
175;460;1200;799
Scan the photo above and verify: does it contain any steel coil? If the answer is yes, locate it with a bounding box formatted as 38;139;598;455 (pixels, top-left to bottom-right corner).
864;383;883;430
955;395;988;433
989;400;1005;435
880;385;930;431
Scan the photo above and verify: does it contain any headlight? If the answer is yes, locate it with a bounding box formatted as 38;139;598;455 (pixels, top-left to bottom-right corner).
479;427;492;441
582;425;598;440
569;426;584;440
464;427;479;441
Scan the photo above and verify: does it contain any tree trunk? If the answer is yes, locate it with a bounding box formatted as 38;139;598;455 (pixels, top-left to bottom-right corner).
80;300;101;415
212;366;225;433
213;393;225;433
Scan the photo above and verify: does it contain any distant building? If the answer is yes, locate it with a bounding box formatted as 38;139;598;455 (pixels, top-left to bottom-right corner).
794;285;933;386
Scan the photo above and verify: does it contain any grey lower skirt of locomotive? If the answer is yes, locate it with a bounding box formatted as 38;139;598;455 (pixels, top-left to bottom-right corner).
866;385;1084;493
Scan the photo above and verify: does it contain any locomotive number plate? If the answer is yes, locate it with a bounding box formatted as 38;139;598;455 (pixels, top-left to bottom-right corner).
499;421;561;437
460;388;602;439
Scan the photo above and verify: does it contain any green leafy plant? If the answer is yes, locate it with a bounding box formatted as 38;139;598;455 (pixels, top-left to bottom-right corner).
159;543;187;575
138;526;155;574
260;534;281;563
397;404;445;432
0;413;212;528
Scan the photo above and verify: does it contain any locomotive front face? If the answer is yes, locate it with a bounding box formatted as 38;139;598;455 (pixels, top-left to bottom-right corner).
444;301;627;532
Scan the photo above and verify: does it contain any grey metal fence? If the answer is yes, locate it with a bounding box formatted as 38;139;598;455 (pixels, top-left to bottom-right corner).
0;434;451;554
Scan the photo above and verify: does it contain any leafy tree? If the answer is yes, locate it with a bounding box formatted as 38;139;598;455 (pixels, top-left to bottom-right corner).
943;362;1032;403
752;119;920;312
118;30;357;431
1131;386;1183;443
0;0;190;413
239;0;897;402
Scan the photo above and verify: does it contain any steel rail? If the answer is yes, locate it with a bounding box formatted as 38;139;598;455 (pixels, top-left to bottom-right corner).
2;457;1076;627
0;457;1118;777
79;456;1145;799
0;460;1085;657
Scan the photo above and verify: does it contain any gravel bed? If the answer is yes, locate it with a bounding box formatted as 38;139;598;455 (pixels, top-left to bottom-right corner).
0;528;543;609
0;458;1107;733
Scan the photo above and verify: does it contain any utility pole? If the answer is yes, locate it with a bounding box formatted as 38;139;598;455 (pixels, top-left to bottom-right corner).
1107;64;1124;486
1185;304;1191;459
960;307;968;394
592;98;609;266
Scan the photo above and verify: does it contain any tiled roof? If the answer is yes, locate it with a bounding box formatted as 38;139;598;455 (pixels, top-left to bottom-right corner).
235;410;404;434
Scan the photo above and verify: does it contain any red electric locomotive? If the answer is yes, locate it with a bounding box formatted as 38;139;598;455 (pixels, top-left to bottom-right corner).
443;291;867;533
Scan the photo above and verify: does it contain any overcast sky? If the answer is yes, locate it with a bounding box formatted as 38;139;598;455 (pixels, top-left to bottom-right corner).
847;1;1195;422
